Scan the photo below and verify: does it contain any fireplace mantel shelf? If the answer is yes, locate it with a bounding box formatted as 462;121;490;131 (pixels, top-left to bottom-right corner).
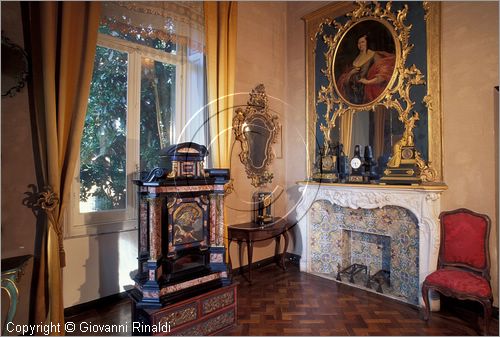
295;181;446;308
296;180;448;191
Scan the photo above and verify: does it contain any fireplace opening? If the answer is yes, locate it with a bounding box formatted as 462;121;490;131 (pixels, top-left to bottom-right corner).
309;201;419;305
337;230;392;294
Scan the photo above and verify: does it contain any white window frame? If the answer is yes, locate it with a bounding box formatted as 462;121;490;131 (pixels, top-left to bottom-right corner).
66;33;186;238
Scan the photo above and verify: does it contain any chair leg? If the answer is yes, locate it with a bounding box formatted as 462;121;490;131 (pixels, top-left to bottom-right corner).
421;283;431;321
480;298;492;336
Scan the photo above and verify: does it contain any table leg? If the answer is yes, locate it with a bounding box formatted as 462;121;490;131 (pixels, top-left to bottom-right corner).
247;240;254;284
1;277;18;336
237;240;243;276
281;231;289;271
274;235;281;267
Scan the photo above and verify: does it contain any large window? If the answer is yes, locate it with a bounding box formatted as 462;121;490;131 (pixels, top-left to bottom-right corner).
67;2;206;236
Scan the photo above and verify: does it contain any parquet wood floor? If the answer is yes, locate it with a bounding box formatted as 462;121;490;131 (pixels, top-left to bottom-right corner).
222;264;499;336
65;263;499;336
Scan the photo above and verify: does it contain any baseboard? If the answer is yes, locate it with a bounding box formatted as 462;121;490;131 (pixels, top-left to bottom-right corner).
231;252;300;274
64;292;129;317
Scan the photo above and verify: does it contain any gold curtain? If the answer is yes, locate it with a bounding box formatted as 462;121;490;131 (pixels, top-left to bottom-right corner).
28;2;100;333
204;1;238;168
340;111;354;157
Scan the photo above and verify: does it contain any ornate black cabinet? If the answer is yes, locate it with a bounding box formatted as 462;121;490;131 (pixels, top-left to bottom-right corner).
129;143;231;309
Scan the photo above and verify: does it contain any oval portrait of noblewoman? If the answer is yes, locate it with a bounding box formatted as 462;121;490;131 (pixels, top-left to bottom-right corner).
333;18;398;107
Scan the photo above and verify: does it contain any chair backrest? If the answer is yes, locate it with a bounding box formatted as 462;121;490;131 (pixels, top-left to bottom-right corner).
438;208;491;279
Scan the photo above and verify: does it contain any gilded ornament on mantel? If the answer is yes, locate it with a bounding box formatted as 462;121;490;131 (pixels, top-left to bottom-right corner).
303;1;443;184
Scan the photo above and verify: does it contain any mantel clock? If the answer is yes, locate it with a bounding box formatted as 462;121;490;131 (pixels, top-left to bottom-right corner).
348;145;364;183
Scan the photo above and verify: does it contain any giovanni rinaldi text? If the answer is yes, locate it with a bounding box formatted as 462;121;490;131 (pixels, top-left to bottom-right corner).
6;321;172;335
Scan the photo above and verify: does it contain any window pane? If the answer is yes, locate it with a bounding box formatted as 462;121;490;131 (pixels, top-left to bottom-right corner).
80;46;128;213
140;58;176;171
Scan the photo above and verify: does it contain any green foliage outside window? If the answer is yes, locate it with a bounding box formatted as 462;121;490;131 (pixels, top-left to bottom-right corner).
80;21;177;212
80;46;128;211
140;60;176;171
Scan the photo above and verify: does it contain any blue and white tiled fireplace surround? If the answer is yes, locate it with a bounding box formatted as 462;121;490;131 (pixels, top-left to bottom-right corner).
295;182;445;309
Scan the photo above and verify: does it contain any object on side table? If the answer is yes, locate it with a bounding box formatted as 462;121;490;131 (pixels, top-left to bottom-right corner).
252;192;273;224
421;208;493;336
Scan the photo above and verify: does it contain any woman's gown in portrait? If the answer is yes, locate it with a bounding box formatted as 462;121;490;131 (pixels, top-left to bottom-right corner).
337;51;395;104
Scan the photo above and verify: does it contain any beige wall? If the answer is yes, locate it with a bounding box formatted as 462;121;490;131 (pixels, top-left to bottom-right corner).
1;2;36;259
1;1;36;328
227;1;289;268
441;1;499;305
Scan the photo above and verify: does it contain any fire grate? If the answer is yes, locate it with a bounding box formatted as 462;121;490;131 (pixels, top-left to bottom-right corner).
336;263;367;283
366;269;391;293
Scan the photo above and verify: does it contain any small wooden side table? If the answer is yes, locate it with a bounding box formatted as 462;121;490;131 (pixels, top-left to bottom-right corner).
1;255;31;335
227;217;292;284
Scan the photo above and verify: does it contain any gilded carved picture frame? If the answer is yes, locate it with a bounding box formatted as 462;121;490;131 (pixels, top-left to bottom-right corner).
304;1;443;184
333;18;399;107
233;84;280;187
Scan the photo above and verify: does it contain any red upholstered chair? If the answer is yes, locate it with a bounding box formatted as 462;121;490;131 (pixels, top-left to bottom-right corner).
422;208;492;335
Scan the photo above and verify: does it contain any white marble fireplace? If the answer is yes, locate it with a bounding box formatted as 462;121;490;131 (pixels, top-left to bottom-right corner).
295;181;447;307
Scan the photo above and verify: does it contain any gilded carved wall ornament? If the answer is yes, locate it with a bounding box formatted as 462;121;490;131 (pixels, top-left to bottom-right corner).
233;84;280;187
305;1;441;184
